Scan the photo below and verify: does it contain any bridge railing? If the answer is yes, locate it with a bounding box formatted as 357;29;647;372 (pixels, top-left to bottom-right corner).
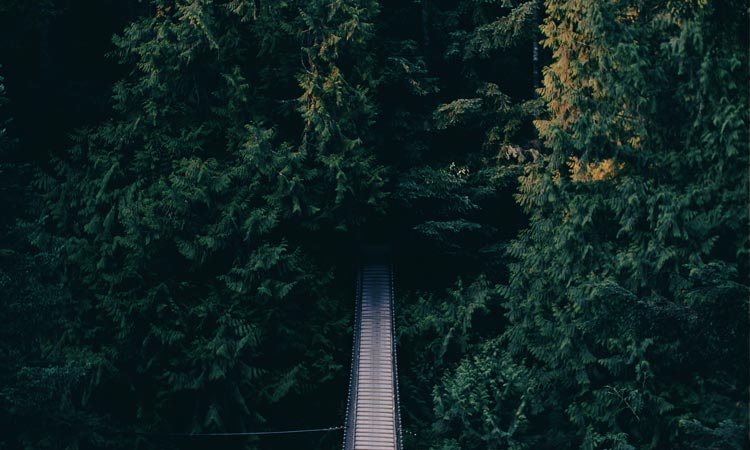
342;264;362;450
390;264;403;450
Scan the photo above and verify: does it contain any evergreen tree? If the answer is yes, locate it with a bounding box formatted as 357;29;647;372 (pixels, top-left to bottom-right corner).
431;1;748;448
41;0;384;446
0;66;95;449
392;0;542;260
1;1;744;448
385;0;545;445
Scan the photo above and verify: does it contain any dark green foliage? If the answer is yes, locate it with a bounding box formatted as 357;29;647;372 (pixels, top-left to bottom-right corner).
0;246;93;450
0;0;746;449
386;0;544;440
425;1;749;449
397;277;502;449
39;0;384;446
382;0;539;264
0;70;18;231
0;68;94;449
0;71;10;154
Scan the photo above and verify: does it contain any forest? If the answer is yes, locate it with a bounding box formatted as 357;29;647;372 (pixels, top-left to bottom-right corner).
0;0;747;449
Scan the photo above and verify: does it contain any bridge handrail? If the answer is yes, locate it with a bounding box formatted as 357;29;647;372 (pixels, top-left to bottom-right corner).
390;264;404;450
342;264;362;450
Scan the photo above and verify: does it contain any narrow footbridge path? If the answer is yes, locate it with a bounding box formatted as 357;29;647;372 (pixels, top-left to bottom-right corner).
343;262;403;450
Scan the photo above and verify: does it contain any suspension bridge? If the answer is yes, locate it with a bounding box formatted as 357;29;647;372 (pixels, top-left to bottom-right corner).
135;257;405;448
342;260;403;450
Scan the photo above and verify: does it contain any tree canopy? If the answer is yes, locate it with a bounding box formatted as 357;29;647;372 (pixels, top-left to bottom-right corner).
0;1;746;449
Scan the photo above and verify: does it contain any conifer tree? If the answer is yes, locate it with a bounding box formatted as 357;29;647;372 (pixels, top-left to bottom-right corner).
42;0;385;442
390;0;541;261
431;1;748;449
11;1;744;448
386;1;545;447
0;67;94;449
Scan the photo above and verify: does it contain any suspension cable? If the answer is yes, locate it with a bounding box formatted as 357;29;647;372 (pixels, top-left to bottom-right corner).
136;425;344;438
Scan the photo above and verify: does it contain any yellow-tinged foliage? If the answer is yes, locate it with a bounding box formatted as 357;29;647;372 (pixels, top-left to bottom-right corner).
568;156;623;182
